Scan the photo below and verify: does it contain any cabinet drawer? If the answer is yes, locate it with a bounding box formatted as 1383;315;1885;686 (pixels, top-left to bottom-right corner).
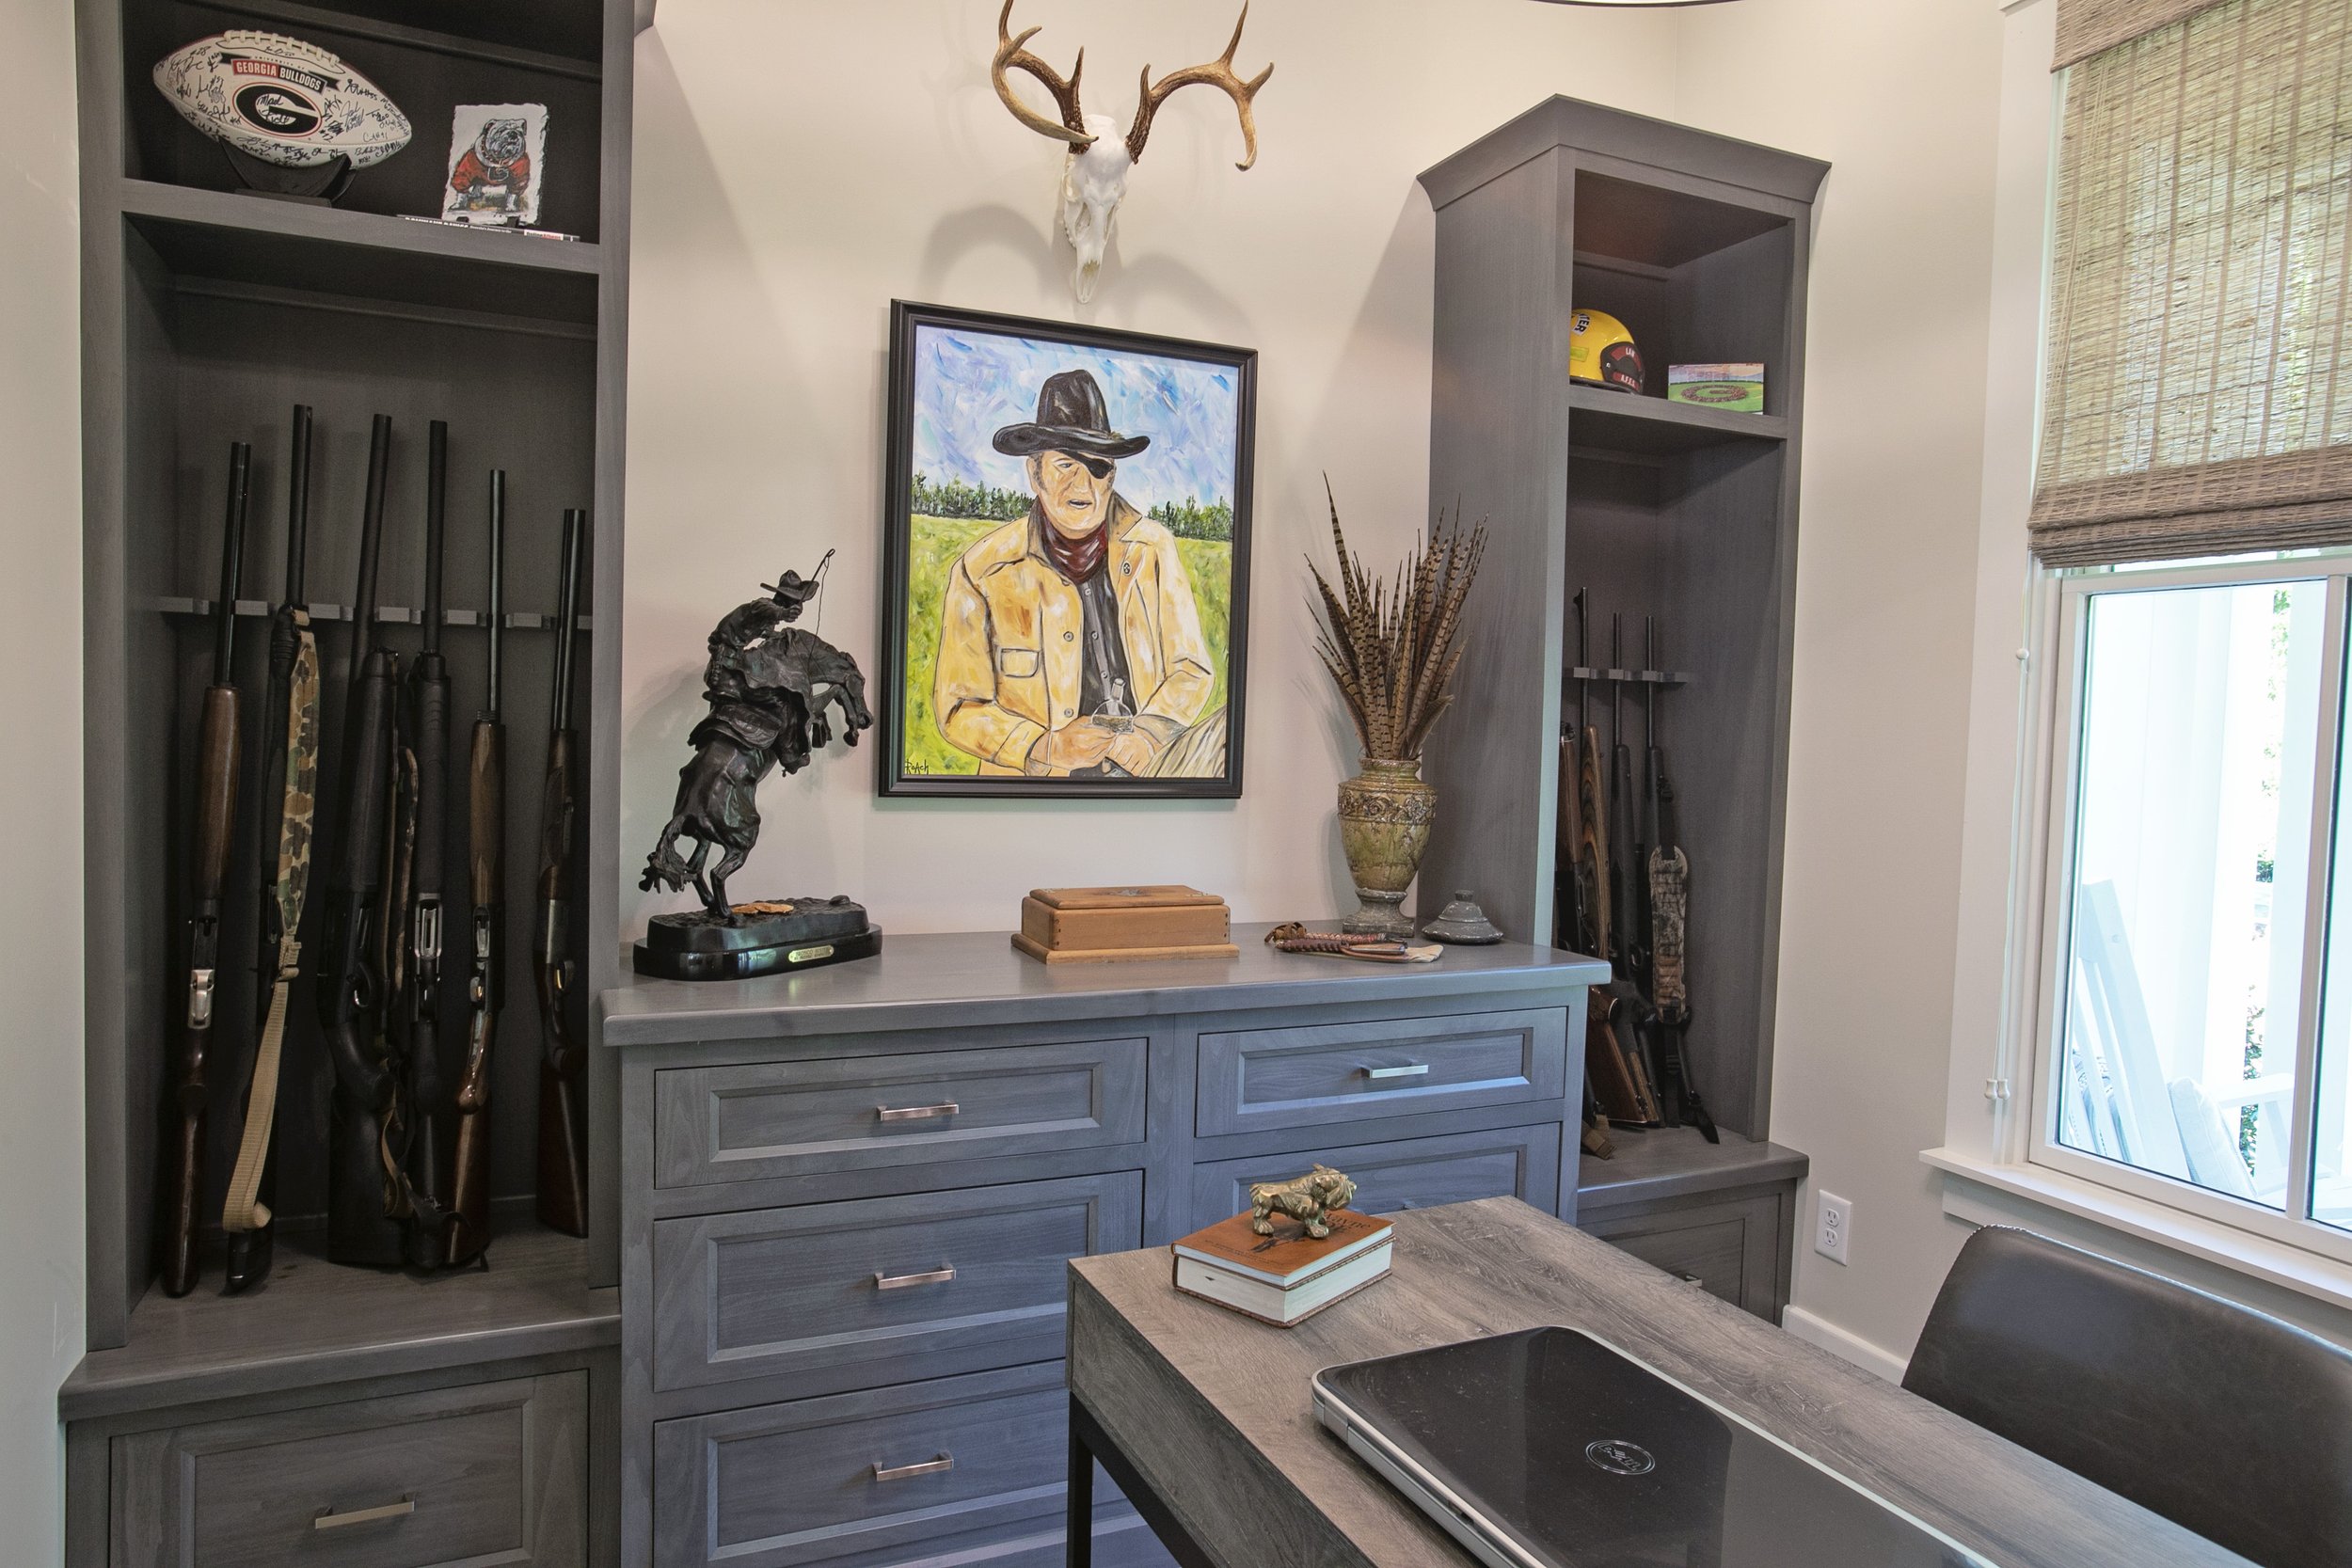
654;1363;1085;1568
1196;1009;1567;1137
1581;1193;1782;1316
655;1037;1147;1188
1187;1124;1563;1229
653;1172;1142;1392
111;1371;585;1568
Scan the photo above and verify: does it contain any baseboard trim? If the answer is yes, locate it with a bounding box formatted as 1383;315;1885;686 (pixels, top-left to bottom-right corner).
1782;1305;1909;1384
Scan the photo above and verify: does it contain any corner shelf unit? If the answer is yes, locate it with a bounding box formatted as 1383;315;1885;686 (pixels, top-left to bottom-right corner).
71;0;635;1544
1416;99;1826;1151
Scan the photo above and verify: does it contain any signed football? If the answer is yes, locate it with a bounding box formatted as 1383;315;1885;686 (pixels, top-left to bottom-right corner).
152;31;411;170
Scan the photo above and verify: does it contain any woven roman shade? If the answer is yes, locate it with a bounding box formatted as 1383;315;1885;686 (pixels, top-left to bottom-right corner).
2030;0;2352;567
2055;0;2234;68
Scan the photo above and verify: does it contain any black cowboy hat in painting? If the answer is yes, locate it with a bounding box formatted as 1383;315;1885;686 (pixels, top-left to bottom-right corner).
991;368;1153;461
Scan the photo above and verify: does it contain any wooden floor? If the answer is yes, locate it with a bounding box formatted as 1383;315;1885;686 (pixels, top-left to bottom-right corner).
61;1220;617;1420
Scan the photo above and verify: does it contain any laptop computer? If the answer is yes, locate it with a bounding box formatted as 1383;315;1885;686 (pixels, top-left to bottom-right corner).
1311;1326;1998;1568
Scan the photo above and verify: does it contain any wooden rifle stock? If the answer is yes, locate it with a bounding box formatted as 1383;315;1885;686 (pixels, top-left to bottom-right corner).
535;510;589;1236
317;414;406;1267
448;472;506;1266
399;420;455;1266
223;406;319;1293
161;444;249;1298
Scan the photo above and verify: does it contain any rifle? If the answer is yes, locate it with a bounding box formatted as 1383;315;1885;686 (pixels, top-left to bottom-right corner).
221;407;322;1292
1645;625;1717;1143
1638;618;1682;1132
1597;612;1661;1128
159;443;251;1297
447;471;506;1266
317;413;407;1267
535;510;589;1236
398;421;455;1267
1557;590;1599;959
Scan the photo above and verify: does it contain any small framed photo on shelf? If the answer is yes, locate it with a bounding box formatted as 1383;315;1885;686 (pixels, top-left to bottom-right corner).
879;302;1257;800
1667;362;1766;414
441;103;548;226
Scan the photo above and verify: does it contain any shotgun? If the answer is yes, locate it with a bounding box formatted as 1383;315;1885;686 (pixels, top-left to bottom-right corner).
447;471;507;1266
1645;626;1716;1142
398;420;455;1267
535;509;589;1236
159;443;250;1297
1639;618;1683;1132
221;407;321;1292
317;413;406;1267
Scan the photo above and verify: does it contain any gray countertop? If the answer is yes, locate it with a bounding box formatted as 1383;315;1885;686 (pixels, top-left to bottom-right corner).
598;923;1609;1047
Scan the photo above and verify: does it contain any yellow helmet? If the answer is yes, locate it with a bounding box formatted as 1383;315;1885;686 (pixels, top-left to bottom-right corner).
1569;309;1645;393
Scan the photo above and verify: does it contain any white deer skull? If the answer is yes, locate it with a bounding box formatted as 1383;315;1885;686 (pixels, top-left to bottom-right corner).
992;1;1272;304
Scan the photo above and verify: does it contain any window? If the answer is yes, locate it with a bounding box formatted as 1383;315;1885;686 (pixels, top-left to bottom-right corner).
2036;556;2352;1258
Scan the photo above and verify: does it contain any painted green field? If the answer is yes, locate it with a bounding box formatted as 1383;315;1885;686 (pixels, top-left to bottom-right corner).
901;515;1232;778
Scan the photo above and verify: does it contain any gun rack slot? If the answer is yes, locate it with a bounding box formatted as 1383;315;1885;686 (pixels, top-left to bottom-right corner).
156;595;595;632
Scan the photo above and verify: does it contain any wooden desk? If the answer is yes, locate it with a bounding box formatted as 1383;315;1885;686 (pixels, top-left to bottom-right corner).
1066;1197;2257;1568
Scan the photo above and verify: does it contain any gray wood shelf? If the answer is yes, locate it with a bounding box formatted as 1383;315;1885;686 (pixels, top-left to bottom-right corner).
59;1222;617;1422
121;178;604;276
599;925;1609;1049
1579;1124;1807;1206
1567;383;1789;453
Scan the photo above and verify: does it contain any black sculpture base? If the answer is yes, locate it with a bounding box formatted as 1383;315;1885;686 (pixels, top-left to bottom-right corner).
634;895;880;982
221;144;354;204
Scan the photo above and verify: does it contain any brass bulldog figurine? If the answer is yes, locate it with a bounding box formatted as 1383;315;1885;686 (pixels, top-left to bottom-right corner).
1248;1164;1359;1240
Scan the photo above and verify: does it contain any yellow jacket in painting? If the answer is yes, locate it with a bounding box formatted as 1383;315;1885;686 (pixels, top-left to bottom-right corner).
934;498;1214;774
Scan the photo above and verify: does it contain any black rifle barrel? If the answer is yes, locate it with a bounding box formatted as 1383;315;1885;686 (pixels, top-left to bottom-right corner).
551;508;585;725
212;444;250;683
285;404;311;604
423;420;447;654
350;413;393;670
485;471;506;715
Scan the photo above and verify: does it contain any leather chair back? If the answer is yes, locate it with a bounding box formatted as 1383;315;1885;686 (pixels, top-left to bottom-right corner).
1903;1226;2352;1568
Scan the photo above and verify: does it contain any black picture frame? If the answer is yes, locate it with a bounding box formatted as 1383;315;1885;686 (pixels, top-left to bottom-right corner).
879;300;1257;799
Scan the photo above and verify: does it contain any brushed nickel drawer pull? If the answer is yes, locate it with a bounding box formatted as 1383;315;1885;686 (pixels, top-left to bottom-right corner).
313;1497;416;1530
877;1101;959;1122
1363;1062;1432;1081
872;1451;955;1482
874;1264;957;1291
1675;1272;1704;1287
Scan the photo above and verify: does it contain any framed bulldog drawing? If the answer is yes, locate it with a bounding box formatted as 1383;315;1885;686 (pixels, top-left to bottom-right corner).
881;302;1256;798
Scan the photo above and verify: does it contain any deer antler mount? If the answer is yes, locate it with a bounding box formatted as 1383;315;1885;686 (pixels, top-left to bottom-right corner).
990;0;1273;302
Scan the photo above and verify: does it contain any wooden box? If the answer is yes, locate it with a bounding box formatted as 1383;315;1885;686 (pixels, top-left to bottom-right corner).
1013;886;1239;964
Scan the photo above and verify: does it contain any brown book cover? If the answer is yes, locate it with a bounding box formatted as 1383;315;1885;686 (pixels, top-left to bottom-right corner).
1169;1208;1394;1286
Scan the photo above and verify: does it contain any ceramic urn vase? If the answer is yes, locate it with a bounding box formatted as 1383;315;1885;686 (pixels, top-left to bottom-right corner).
1337;757;1437;937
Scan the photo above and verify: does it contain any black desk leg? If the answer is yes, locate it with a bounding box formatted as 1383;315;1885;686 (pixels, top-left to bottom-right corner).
1068;1394;1094;1568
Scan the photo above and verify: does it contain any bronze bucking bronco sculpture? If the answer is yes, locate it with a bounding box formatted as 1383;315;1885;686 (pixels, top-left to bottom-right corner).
632;555;882;981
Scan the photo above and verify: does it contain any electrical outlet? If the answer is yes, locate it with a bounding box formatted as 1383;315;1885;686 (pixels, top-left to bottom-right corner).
1816;1191;1852;1265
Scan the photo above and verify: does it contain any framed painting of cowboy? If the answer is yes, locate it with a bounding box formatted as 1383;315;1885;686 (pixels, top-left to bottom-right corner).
880;301;1257;798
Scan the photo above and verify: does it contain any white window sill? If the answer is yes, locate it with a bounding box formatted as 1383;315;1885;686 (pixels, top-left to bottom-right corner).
1922;1147;2352;1317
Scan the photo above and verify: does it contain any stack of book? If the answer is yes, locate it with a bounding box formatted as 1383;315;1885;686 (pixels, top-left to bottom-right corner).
1169;1209;1394;1327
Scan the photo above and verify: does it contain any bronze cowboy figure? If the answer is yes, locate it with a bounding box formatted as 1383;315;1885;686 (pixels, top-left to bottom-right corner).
641;553;874;915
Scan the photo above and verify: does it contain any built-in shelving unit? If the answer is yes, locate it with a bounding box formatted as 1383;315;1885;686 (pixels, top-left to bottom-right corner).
1417;98;1824;1182
70;0;637;1559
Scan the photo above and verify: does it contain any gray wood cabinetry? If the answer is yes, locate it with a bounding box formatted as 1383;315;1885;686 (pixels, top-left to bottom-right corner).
68;2;640;1559
1577;1126;1808;1321
608;930;1606;1568
1413;99;1828;1307
113;1371;587;1568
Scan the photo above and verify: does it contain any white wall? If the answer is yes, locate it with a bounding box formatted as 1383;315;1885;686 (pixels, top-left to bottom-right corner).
622;0;1686;939
625;0;2020;1371
1666;0;2012;1369
0;0;87;1556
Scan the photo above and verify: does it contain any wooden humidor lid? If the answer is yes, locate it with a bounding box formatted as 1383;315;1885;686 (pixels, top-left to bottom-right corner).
1029;885;1227;911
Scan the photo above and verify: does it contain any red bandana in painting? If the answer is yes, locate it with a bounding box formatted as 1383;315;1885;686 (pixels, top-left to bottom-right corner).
1037;505;1108;582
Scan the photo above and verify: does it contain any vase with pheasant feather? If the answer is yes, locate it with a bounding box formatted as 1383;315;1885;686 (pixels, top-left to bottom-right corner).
1308;483;1486;937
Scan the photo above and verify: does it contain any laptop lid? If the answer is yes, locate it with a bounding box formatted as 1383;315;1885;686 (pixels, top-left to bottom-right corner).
1313;1326;1996;1568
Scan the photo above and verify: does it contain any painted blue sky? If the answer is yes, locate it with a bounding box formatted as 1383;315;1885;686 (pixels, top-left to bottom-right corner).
910;325;1240;509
